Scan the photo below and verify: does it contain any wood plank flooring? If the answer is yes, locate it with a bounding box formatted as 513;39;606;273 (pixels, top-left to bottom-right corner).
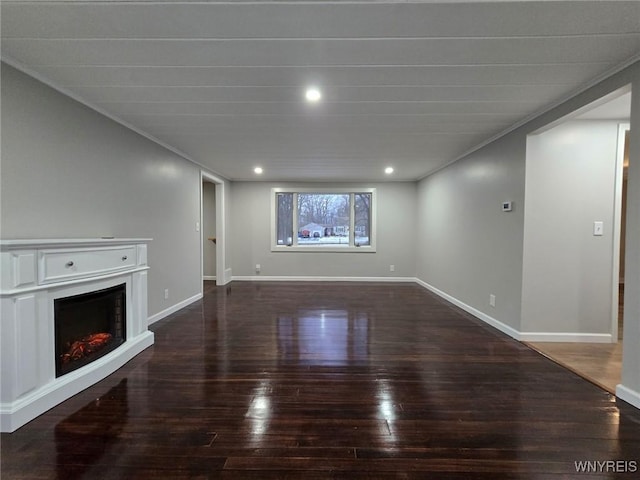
2;281;640;479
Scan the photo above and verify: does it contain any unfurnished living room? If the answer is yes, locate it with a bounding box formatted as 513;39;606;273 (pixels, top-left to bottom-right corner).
1;1;640;478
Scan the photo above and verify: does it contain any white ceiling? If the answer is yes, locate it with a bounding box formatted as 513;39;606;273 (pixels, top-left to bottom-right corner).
2;1;639;182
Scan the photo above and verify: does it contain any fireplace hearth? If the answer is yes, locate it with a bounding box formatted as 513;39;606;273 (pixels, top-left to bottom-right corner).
55;284;126;377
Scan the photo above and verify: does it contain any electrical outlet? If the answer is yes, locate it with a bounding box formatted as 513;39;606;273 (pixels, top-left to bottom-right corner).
390;265;395;272
196;221;200;232
489;294;496;307
164;289;169;300
255;264;261;273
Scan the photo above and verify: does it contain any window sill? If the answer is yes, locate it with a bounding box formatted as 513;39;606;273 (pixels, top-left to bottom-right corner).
271;245;376;253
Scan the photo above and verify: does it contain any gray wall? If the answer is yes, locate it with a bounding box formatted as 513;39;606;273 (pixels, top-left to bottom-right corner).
0;64;206;319
202;182;217;277
415;133;526;331
229;182;416;278
522;120;621;336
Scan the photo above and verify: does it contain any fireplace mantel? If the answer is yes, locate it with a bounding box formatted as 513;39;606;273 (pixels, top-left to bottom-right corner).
1;238;154;432
1;238;153;249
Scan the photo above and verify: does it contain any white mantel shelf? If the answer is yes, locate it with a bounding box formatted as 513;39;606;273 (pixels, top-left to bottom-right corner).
1;238;153;249
1;238;154;432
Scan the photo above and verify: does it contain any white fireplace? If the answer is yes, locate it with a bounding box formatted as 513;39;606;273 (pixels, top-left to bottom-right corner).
0;238;154;432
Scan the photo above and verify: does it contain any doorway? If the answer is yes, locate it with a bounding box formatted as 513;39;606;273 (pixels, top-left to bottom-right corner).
202;181;217;282
200;171;228;292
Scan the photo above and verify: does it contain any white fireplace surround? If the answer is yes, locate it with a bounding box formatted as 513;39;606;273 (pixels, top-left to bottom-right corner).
0;238;154;432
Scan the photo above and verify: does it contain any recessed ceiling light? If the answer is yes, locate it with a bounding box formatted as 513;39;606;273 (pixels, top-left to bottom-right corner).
385;167;394;175
254;167;263;174
305;87;322;103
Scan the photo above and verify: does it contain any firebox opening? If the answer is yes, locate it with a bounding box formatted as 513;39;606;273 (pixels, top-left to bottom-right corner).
54;284;126;378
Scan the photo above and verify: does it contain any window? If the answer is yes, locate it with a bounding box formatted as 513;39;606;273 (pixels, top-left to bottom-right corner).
271;188;376;252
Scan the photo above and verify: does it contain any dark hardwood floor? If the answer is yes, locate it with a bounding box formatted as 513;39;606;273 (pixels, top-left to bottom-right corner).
2;281;640;479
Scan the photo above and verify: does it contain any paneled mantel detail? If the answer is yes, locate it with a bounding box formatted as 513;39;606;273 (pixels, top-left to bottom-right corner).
1;238;154;432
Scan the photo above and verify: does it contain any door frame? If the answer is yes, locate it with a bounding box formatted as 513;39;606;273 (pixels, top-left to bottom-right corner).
611;122;630;341
200;171;228;290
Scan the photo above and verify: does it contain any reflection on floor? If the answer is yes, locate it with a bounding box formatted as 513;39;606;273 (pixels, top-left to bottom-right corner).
203;279;218;295
526;285;624;394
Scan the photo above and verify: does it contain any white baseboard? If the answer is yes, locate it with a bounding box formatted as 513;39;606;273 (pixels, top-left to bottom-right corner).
519;332;613;343
232;275;416;283
203;276;216;281
147;293;202;325
414;278;616;344
616;384;640;410
414;278;522;340
223;268;233;285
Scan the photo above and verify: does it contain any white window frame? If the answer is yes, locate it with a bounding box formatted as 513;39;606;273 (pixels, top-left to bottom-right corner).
271;187;377;253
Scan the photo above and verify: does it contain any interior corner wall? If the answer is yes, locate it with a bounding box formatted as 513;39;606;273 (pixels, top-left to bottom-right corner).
415;133;526;332
0;63;203;320
229;181;417;279
521;120;620;337
202;182;217;277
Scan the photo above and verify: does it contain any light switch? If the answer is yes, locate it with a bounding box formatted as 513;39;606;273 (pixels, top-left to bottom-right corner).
593;221;604;236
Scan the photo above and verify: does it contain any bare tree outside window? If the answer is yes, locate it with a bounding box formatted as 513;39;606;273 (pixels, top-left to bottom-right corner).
276;193;293;245
354;193;371;246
